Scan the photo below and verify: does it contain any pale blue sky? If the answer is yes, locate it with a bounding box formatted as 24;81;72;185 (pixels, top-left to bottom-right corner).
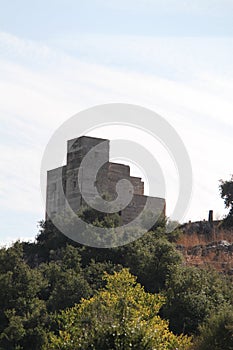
0;0;233;245
0;0;233;38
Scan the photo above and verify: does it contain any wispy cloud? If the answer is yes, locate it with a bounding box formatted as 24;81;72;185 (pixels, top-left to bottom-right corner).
0;31;232;243
52;34;233;81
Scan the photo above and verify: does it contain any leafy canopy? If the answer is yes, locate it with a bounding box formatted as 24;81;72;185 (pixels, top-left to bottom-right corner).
47;269;192;350
219;175;233;227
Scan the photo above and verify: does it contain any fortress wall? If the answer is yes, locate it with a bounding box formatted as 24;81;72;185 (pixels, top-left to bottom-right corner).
67;136;110;170
130;177;144;195
46;136;166;225
121;194;165;225
46;166;67;218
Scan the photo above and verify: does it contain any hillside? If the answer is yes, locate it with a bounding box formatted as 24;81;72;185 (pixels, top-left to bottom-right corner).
177;220;233;274
0;210;233;349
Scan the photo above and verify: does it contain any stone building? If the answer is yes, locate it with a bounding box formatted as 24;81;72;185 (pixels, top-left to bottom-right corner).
46;136;165;224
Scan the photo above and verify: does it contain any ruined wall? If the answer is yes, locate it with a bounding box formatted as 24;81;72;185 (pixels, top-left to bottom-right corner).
177;221;233;274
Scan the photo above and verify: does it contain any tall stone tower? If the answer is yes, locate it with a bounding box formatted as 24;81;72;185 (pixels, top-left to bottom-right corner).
46;136;165;224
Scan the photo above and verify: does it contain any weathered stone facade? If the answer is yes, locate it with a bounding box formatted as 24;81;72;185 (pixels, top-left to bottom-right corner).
46;136;165;224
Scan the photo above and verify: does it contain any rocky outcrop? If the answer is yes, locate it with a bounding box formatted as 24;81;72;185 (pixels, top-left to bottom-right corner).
176;221;233;274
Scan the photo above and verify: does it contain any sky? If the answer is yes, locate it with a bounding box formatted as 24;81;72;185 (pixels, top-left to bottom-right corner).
0;0;232;245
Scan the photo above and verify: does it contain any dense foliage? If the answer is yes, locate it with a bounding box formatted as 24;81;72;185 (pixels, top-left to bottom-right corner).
0;207;232;349
46;269;191;350
220;175;233;227
194;306;233;350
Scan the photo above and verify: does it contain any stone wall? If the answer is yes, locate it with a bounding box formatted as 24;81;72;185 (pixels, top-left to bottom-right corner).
46;136;166;224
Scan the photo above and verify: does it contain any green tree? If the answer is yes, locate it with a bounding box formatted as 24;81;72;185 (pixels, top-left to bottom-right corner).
0;242;49;350
46;269;192;350
83;259;122;292
194;306;233;350
121;233;183;292
39;245;91;312
35;220;71;262
163;265;232;335
219;175;233;227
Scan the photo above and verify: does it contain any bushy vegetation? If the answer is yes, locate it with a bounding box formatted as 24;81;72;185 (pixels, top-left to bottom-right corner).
220;175;233;228
193;306;233;350
0;206;232;349
46;269;191;350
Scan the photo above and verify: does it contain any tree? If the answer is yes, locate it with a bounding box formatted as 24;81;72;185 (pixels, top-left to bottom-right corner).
0;242;49;350
46;269;192;350
119;233;183;293
194;306;233;350
83;259;122;292
39;244;91;312
163;265;232;335
0;242;90;349
219;175;233;227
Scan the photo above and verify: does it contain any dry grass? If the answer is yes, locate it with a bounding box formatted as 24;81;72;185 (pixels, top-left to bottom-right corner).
176;224;233;272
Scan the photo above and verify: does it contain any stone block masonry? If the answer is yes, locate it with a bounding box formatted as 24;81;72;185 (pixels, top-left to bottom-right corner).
46;136;165;225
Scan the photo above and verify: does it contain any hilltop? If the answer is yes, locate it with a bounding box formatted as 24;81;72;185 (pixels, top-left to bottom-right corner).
177;218;233;274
